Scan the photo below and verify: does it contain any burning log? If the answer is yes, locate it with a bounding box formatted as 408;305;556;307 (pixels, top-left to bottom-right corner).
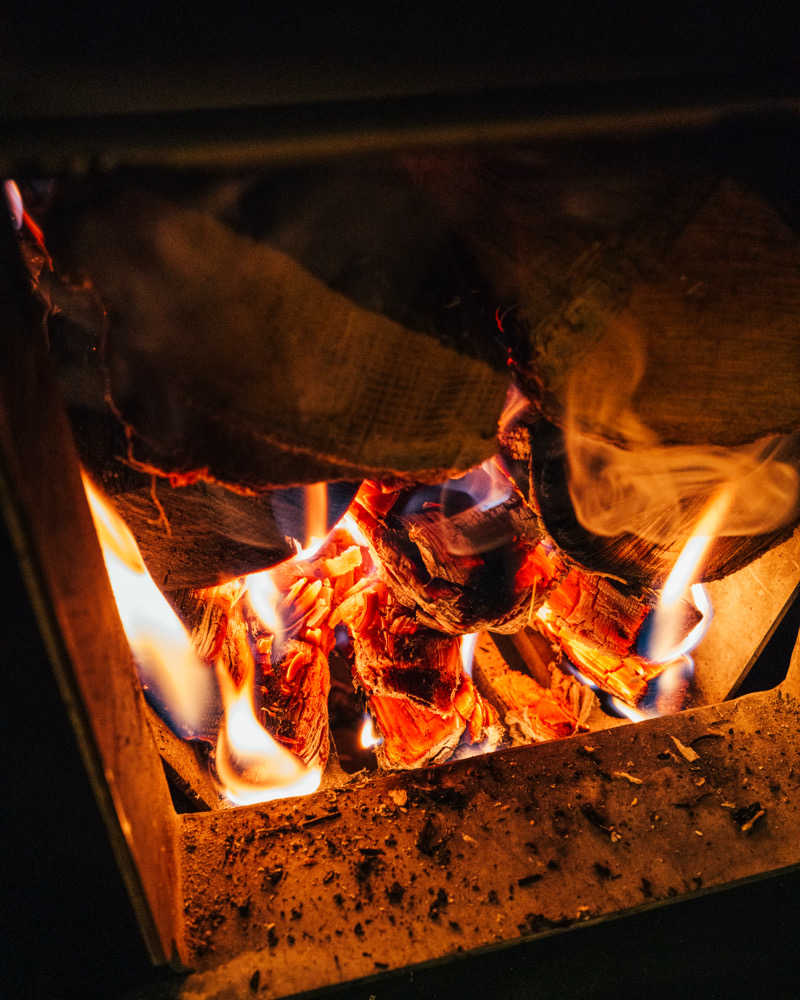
473;633;593;744
331;576;503;768
349;476;542;634
496;180;800;587
144;704;227;811
507;415;800;591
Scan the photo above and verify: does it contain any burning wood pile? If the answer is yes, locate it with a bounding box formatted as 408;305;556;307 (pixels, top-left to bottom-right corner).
7;149;800;806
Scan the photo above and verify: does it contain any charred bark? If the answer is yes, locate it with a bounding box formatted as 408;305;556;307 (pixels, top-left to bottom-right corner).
505;416;800;588
350;480;542;634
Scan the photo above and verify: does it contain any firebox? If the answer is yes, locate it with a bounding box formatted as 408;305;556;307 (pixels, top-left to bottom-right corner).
3;20;800;998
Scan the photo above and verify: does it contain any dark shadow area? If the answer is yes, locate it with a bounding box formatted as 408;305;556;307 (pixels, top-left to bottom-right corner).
738;587;800;695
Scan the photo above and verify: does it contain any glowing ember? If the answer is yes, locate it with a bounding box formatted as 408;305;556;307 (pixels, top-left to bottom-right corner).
82;474;214;738
359;713;382;749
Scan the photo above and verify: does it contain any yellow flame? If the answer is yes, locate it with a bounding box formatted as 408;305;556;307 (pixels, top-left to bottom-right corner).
647;490;729;662
342;510;370;549
459;632;479;677
82;474;214;737
608;698;648;723
215;663;321;805
245;568;282;636
84;473;319;803
359;713;382;749
304;482;328;549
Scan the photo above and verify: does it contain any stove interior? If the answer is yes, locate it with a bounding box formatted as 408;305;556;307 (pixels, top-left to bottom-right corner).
4;128;800;995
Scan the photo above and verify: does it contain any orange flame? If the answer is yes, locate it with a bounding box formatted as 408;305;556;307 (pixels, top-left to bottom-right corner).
215;661;321;805
82;474;214;737
645;490;728;663
83;474;319;804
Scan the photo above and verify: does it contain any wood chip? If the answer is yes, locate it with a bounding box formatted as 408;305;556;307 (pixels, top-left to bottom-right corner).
612;770;643;785
740;809;766;833
388;788;408;807
669;735;700;763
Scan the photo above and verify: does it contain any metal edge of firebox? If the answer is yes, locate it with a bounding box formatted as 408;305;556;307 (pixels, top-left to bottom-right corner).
1;86;799;177
0;219;187;968
169;639;800;1000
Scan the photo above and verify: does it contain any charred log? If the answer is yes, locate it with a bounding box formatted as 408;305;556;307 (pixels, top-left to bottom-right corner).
506;416;800;588
473;633;593;744
350;479;542;634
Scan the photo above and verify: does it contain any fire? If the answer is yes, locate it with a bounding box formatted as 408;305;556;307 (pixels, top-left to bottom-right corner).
359;713;382;749
304;482;328;551
215;661;321;805
459;632;479;677
245;568;283;638
644;490;728;663
83;474;319;805
82;474;214;738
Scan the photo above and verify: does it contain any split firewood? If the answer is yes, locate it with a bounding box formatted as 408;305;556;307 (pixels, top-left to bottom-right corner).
143;703;228;811
493;181;800;588
506;415;800;590
473;633;593;744
341;588;502;769
349;478;543;634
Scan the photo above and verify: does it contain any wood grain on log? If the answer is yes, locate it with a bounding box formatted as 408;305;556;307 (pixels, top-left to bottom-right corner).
350;480;542;634
473;633;592;744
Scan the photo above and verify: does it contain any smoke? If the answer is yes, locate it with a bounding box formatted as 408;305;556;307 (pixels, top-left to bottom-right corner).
565;319;800;547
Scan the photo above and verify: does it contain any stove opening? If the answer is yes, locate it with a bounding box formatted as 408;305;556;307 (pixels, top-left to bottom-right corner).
4;134;800;995
12;145;799;813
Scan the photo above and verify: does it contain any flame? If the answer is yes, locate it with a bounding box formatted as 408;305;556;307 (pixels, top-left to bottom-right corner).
359;713;382;749
608;698;648;723
84;473;319;804
446;456;514;515
498;383;531;433
342;510;370;549
459;632;479;677
4;179;23;230
82;474;215;738
565;323;799;546
644;490;728;663
245;568;283;637
215;662;321;805
304;482;328;549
